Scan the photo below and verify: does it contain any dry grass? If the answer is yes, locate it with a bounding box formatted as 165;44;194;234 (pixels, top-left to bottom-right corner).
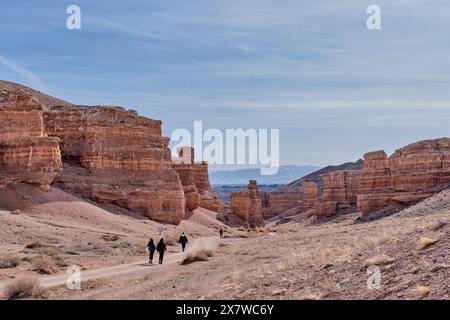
3;277;40;300
295;294;317;300
181;249;214;265
365;254;395;266
415;237;438;251
25;242;51;249
32;256;57;274
276;256;300;272
0;255;21;269
412;286;431;299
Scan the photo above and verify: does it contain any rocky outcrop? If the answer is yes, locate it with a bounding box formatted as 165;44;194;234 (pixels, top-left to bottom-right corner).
358;139;450;215
173;147;201;211
263;160;364;217
173;146;224;213
229;180;264;228
297;182;319;213
193;161;224;213
0;89;62;189
314;170;361;216
44;105;185;224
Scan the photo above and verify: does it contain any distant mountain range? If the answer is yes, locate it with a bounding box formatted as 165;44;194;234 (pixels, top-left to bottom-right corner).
209;165;320;185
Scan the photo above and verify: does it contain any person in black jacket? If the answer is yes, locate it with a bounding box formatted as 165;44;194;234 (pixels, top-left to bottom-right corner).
178;232;188;252
147;238;156;264
156;238;167;264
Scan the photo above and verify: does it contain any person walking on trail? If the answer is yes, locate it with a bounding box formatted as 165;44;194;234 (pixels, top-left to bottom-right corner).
178;232;188;252
219;228;224;239
156;238;167;264
147;238;156;264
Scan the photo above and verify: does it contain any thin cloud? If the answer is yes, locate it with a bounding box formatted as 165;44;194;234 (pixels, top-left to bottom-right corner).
0;55;47;90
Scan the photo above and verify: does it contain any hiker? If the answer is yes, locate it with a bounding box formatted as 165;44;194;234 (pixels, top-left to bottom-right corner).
147;238;156;264
178;232;189;252
156;238;167;264
219;228;224;239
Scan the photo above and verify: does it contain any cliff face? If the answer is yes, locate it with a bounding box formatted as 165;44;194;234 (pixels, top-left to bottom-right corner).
358;139;450;215
44;105;186;224
173;146;224;213
0;89;62;189
229;180;264;228
193;162;225;213
173;147;201;211
314;170;361;216
263;160;364;217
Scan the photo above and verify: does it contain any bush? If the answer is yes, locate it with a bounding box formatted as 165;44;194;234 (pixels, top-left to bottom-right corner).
25;242;50;249
32;256;57;274
3;278;39;300
415;238;438;251
0;255;21;269
180;250;214;265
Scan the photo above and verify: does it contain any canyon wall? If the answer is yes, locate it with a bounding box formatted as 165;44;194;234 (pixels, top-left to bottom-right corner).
44;106;186;224
173;147;201;211
229;180;264;228
358;139;450;215
173;146;224;213
314;170;361;216
0;89;62;189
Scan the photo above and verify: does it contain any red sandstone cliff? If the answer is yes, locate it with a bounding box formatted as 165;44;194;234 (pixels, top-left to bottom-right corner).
173;146;224;213
314;170;361;216
358;138;450;215
44;105;186;224
0;89;62;189
229;180;264;228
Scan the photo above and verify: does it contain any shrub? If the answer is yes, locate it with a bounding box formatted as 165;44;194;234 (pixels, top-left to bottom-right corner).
365;254;395;266
415;238;438;251
25;242;50;250
180;250;214;265
3;278;39;300
0;255;21;269
32;256;57;274
413;286;431;299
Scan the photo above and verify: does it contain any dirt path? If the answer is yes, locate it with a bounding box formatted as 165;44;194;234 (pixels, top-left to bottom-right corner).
0;236;221;294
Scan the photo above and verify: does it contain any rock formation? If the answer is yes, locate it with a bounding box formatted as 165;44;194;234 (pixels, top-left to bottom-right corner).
314;170;361;216
193;161;224;213
0;89;62;189
296;182;319;213
172;146;224;213
229;180;264;228
262;160;364;217
173;147;201;211
44;105;185;224
358;139;450;215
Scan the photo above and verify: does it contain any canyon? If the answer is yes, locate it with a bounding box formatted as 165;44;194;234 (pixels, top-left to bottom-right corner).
2;80;450;226
263;139;450;220
0;81;224;225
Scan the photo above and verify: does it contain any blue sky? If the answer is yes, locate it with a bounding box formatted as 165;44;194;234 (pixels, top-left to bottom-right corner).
1;0;450;167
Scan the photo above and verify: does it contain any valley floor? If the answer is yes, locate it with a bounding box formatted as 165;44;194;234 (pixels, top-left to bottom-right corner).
0;188;449;300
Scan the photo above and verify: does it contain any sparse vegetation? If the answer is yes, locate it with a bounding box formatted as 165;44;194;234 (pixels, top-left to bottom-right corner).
180;249;214;265
0;255;21;269
25;242;50;250
412;286;431;299
32;256;57;274
3;277;40;300
365;254;395;266
415;237;438;251
295;294;317;300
